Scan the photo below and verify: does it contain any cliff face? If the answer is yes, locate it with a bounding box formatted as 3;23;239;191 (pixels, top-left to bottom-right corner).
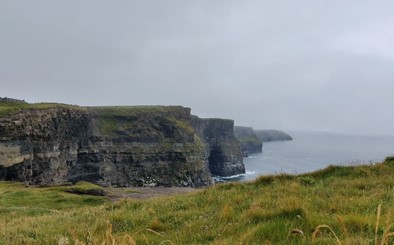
234;126;263;155
0;107;91;184
0;106;214;187
192;117;244;177
0;101;245;187
254;130;293;142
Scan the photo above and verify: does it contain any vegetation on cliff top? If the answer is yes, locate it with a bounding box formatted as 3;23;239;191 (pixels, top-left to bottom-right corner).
91;106;196;146
255;129;293;142
1;158;394;244
237;135;263;150
0;100;83;116
90;106;188;117
0;101;198;147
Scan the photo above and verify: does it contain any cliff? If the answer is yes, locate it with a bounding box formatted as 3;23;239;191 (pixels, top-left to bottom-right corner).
233;126;262;156
0;100;245;187
192;117;244;177
254;129;293;142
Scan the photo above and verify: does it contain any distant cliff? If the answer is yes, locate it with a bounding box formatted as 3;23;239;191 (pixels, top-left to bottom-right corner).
192;117;244;177
254;130;292;142
0;99;245;187
233;126;262;156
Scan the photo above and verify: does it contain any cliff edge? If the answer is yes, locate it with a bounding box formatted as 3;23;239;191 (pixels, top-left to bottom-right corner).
254;129;293;142
233;126;262;156
192;117;244;177
0;99;245;187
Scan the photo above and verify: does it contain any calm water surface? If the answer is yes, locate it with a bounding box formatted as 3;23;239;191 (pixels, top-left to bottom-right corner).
239;131;394;181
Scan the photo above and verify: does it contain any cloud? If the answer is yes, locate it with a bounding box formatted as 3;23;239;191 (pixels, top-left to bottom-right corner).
1;0;394;135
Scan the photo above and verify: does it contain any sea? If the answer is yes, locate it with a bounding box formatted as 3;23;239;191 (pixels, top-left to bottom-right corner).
216;131;394;182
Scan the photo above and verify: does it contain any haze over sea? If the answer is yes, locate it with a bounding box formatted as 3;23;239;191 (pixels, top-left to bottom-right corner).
237;131;394;181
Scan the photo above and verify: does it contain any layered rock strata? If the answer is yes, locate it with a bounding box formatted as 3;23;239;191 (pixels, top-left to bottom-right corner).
192;117;245;177
0;102;245;187
234;126;263;156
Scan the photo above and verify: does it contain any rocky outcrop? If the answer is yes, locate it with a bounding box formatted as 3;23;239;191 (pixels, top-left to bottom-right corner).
0;100;245;187
234;126;262;156
254;130;292;142
192;117;244;177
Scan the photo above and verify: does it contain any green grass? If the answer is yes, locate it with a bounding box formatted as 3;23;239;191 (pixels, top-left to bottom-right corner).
0;101;83;116
55;181;105;196
1;160;394;244
237;135;262;152
237;135;262;145
91;106;197;147
90;105;187;118
0;182;106;211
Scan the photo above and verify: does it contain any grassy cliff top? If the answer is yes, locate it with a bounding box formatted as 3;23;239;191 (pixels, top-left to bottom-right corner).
0;100;83;116
237;135;262;145
0;98;189;117
89;106;195;141
89;105;190;117
255;129;293;141
1;158;394;244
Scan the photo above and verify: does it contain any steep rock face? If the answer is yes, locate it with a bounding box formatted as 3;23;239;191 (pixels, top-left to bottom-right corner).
192;117;245;177
74;106;212;187
254;130;292;142
234;126;262;156
0;107;91;185
0;105;213;187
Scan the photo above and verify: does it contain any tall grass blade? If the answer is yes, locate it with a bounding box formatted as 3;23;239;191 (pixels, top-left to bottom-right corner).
375;204;382;245
121;234;137;245
312;225;341;245
159;240;174;245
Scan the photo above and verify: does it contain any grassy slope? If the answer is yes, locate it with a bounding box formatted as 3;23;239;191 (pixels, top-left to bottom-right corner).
1;160;394;244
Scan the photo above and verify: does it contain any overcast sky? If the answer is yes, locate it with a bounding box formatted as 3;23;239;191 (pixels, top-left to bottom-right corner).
1;1;394;135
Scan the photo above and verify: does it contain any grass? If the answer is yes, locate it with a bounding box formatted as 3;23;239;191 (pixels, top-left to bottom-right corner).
0;100;83;116
0;181;106;211
90;106;187;117
90;106;194;139
56;181;105;196
237;135;262;145
1;159;394;244
237;135;263;153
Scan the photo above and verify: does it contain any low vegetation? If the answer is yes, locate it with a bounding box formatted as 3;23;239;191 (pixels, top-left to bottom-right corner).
90;106;186;118
237;135;262;146
0;100;83;116
91;106;195;141
1;159;394;244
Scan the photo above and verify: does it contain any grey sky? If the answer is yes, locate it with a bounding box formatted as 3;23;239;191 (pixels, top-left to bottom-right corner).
1;1;394;135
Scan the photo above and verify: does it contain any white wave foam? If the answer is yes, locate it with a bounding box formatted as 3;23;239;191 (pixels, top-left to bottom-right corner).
213;171;257;183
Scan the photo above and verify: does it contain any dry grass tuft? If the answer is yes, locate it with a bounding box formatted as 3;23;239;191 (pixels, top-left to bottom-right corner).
374;204;394;245
221;203;234;221
148;219;165;232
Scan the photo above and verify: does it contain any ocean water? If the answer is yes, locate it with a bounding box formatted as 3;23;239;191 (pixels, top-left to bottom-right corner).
228;131;394;182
